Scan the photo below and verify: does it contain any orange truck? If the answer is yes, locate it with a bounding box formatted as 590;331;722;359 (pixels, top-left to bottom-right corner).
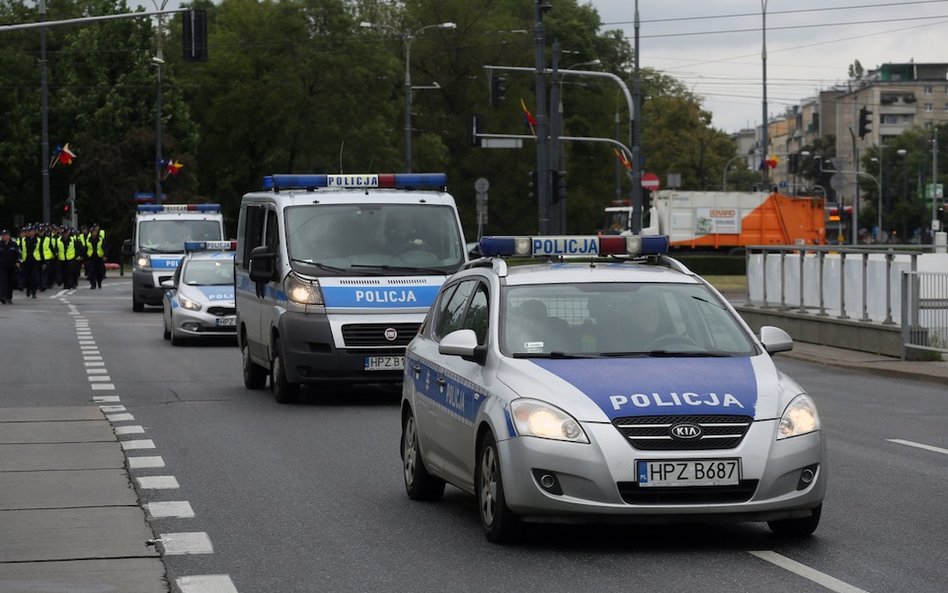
602;190;825;251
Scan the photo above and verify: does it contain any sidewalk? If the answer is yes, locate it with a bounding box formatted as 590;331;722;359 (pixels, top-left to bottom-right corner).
780;341;948;386
0;406;166;593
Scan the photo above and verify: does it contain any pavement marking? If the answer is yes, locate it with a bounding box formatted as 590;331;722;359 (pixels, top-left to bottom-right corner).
158;532;213;555
122;439;155;450
84;356;104;361
53;289;69;298
748;551;870;593
84;361;106;367
79;341;96;346
145;501;195;519
91;383;116;391
115;425;145;435
93;395;120;402
87;368;108;375
176;575;238;593
137;475;180;489
68;311;79;315
887;438;948;456
89;376;114;383
99;405;126;413
128;456;165;469
82;349;101;355
106;413;135;422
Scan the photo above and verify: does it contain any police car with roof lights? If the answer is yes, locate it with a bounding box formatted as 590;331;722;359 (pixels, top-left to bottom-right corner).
400;234;825;542
161;241;237;345
125;204;226;312
235;173;467;403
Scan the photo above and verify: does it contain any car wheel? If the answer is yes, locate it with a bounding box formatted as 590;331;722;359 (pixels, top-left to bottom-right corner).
242;338;268;390
162;316;170;340
132;297;144;312
271;338;299;404
476;432;519;543
768;504;822;536
170;327;184;346
401;409;445;501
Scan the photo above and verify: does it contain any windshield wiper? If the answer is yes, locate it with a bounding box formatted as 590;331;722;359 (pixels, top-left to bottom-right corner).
142;247;179;254
349;264;449;275
601;350;732;358
511;351;595;359
289;259;348;274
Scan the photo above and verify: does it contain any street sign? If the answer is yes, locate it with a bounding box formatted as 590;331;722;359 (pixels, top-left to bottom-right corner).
641;172;660;190
474;177;490;194
667;173;682;189
830;173;848;193
476;191;488;226
925;183;944;199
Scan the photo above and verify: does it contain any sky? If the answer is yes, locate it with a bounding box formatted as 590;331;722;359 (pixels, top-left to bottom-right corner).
589;0;948;132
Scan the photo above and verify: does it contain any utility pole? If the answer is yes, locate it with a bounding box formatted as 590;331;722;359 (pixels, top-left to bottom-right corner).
39;0;50;223
152;0;168;203
631;0;642;233
760;0;769;188
549;40;561;234
533;1;550;234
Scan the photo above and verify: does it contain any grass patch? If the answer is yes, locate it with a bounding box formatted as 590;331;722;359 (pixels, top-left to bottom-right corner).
703;275;747;294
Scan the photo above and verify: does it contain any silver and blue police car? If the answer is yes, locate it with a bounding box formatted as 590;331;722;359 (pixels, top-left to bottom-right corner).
162;241;237;345
400;235;825;542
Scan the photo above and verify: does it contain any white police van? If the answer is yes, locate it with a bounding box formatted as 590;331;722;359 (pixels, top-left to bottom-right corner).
235;173;467;403
126;204;226;312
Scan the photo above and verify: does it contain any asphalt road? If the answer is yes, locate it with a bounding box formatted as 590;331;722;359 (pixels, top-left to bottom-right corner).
2;280;945;593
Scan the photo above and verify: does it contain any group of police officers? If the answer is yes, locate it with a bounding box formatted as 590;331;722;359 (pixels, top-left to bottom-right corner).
0;223;108;304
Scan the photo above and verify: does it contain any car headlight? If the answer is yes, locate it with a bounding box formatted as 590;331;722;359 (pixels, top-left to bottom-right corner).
135;254;152;271
510;399;589;443
285;272;323;306
178;296;202;311
777;394;820;440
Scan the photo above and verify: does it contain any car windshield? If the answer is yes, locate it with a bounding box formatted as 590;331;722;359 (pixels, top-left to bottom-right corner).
501;282;757;357
284;204;464;275
182;259;233;286
139;220;222;253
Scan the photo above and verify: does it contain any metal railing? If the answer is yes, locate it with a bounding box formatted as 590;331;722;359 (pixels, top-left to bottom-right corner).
901;271;948;358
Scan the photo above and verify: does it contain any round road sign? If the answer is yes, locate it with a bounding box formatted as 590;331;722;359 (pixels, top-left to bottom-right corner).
474;177;490;193
641;172;660;190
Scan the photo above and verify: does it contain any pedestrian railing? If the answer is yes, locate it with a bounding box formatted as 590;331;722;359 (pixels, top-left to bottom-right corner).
901;271;948;358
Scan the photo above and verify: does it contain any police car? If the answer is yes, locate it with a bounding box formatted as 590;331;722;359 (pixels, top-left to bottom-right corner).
162;241;237;345
400;235;825;542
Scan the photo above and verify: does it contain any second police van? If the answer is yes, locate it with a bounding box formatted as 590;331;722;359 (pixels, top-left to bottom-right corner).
235;173;468;403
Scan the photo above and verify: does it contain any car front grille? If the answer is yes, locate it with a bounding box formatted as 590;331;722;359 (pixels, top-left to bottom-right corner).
342;323;419;347
612;415;754;450
207;306;236;317
617;480;759;504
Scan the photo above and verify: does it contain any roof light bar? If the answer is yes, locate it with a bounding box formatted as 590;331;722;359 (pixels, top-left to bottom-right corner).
478;235;670;258
137;204;221;213
262;173;447;191
184;240;238;252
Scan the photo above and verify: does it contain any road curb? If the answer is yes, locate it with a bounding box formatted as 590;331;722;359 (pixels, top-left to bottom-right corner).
778;351;948;387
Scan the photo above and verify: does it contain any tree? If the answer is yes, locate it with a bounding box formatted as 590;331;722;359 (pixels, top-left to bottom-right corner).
848;60;864;81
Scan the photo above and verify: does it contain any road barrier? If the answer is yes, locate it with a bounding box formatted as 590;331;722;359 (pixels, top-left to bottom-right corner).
902;271;948;358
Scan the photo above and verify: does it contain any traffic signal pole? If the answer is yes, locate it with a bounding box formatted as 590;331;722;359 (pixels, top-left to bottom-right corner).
533;1;551;235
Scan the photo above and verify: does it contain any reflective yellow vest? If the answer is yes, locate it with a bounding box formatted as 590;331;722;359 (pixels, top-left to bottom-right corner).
58;236;78;261
86;234;105;258
41;236;55;260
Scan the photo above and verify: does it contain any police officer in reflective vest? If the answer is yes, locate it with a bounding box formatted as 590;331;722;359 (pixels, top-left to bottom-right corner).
58;228;80;290
0;229;19;304
19;226;42;298
85;224;107;289
37;225;55;291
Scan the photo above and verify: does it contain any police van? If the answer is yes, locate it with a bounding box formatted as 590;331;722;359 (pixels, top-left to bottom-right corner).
235;173;467;403
125;204;226;312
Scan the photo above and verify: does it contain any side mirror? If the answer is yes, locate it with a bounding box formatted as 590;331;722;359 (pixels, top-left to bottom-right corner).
438;329;487;365
760;325;793;354
249;245;275;283
467;242;482;259
121;239;133;257
159;280;175;290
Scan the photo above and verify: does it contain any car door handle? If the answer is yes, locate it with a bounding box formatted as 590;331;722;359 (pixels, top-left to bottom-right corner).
436;376;447;388
412;364;421;379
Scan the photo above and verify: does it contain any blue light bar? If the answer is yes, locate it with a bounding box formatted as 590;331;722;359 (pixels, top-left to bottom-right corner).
262;173;447;191
137;204;220;213
185;240;238;252
478;235;670;258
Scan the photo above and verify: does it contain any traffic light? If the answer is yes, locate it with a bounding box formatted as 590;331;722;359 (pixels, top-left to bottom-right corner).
489;73;507;107
63;202;71;215
858;106;872;140
183;9;208;61
527;170;536;199
552;170;567;203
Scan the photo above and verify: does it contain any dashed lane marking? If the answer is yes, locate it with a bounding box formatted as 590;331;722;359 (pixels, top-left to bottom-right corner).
106;413;134;422
176;575;238;593
93;395;120;402
85;361;106;367
145;501;195;519
137;475;180;489
748;551;870;593
158;532;213;555
99;405;125;413
90;383;115;391
87;368;108;375
887;438;948;456
115;425;145;435
84;356;104;361
128;456;165;469
88;376;113;383
121;439;155;451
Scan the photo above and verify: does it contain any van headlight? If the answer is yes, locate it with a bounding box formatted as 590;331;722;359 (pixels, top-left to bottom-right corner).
285;272;323;306
135;254;152;271
777;394;821;440
510;399;589;443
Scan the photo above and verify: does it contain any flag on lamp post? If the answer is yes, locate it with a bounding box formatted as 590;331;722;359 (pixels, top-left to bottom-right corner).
50;143;77;168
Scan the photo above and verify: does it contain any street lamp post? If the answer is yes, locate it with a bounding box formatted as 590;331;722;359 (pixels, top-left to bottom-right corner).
39;0;50;223
152;0;168;202
760;0;769;187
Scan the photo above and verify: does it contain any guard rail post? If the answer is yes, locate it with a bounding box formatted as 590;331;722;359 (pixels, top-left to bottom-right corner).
861;252;870;322
797;249;806;314
884;251;894;325
838;253;848;319
761;249;769;308
817;251;827;316
779;251;786;310
900;272;909;360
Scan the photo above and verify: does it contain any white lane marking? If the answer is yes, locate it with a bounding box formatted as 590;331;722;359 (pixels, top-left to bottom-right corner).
84;361;106;367
115;425;144;435
53;289;69;298
137;475;180;489
82;350;101;355
84;356;104;361
145;501;195;519
99;405;126;413
887;439;948;456
87;368;108;375
106;413;135;422
79;341;96;346
128;456;165;469
176;575;238;593
748;551;870;593
91;384;115;391
158;532;213;555
121;439;155;451
68;311;79;315
93;395;120;402
89;376;113;383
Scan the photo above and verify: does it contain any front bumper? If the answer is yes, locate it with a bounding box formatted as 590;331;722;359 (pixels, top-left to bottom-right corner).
172;308;237;338
497;420;825;522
